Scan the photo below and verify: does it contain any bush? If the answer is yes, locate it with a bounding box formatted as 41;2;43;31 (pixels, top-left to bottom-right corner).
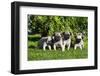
28;15;88;37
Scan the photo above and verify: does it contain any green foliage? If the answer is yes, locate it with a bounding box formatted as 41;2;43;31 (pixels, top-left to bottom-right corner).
28;15;88;36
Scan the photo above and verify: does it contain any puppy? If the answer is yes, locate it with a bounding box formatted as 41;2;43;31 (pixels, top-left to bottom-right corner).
62;32;71;50
52;32;64;51
38;36;52;51
74;33;84;50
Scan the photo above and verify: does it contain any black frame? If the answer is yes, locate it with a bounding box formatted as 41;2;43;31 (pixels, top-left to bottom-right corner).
11;1;98;74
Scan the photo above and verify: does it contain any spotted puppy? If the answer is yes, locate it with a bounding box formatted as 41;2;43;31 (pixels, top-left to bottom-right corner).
74;33;84;50
52;32;64;51
38;36;52;51
62;32;71;50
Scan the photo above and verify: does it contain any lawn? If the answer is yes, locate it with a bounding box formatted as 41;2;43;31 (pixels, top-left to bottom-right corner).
28;34;88;61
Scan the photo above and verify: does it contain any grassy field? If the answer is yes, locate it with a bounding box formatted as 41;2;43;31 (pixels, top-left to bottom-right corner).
28;34;88;61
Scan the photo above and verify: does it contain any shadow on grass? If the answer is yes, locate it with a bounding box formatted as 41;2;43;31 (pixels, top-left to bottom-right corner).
28;45;39;50
28;36;41;42
28;45;35;48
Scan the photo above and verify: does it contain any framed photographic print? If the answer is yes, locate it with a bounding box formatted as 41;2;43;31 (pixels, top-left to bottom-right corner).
11;1;98;74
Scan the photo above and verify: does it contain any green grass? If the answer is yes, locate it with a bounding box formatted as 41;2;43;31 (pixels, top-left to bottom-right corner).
28;34;88;61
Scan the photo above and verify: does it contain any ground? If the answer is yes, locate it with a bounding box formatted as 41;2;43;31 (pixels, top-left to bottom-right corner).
28;34;88;61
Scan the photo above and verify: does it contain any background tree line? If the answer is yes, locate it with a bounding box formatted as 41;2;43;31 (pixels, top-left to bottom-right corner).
28;15;88;37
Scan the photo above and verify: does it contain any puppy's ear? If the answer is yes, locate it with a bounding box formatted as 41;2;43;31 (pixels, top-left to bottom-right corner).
70;32;72;36
82;35;84;39
75;35;77;39
62;32;65;35
61;32;65;37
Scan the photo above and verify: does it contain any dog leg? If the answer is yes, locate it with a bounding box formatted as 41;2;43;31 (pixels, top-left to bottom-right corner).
74;45;77;50
61;44;65;52
80;45;82;50
82;41;84;48
48;45;51;50
53;44;56;50
43;42;47;51
82;44;84;48
67;44;70;50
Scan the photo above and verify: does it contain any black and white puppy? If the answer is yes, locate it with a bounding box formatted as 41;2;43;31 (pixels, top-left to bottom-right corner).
74;33;84;50
62;32;71;50
38;36;52;51
52;32;64;51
